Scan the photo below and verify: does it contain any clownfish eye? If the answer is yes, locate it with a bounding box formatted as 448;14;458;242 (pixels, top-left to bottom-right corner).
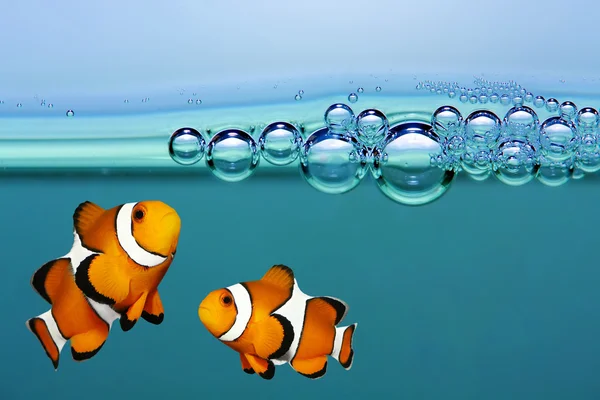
220;293;233;307
133;209;145;221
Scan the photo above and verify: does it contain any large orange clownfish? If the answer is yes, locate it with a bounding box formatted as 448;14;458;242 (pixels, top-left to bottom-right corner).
26;200;181;370
198;265;357;380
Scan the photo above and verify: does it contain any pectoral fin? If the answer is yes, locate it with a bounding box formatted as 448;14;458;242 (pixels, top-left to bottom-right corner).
119;292;148;332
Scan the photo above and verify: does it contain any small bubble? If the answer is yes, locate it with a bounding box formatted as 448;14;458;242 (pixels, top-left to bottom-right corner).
48;103;53;108
196;99;202;105
187;99;193;104
348;93;358;103
66;109;74;117
512;96;524;106
469;95;477;104
40;99;46;106
459;94;468;103
124;99;129;103
357;87;364;93
432;105;463;138
490;93;499;103
295;94;302;101
546;98;559;112
16;103;22;108
479;94;488;104
534;95;546;108
324;103;356;133
193;92;197;96
299;90;304;95
500;94;511;106
273;84;278;89
448;91;456;98
168;127;206;166
349;80;354;84
525;92;534;103
559;101;577;120
355;109;389;147
375;86;382;92
576;107;599;130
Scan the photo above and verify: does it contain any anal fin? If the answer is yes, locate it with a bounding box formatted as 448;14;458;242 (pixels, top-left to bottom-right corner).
291;355;328;379
26;311;66;370
253;314;294;360
240;353;255;374
244;354;275;380
75;254;130;306
70;326;109;362
141;290;165;325
120;292;148;332
31;258;71;305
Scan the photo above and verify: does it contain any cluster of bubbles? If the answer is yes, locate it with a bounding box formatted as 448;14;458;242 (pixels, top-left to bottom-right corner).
168;92;599;206
169;103;454;206
431;103;600;185
416;77;556;110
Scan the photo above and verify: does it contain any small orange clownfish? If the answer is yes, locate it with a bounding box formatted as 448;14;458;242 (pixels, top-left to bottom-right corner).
26;200;181;370
198;265;357;380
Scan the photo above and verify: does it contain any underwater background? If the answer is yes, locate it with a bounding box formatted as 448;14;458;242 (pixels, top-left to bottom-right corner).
2;0;600;399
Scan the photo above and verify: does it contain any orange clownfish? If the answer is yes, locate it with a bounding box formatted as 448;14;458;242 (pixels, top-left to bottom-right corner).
26;200;181;370
198;265;357;380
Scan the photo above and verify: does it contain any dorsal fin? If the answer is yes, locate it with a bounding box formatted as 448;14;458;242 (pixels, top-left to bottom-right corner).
261;265;295;291
73;201;105;237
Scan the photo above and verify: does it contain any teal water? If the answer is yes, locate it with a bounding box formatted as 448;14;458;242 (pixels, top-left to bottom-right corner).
3;172;599;399
2;74;600;399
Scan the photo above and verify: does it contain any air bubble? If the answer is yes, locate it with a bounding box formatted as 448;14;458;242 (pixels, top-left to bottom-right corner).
48;103;53;108
559;101;577;120
576;107;599;130
524;92;534;103
512;96;524;106
258;122;303;166
196;99;202;105
469;95;477;104
355;109;389;147
502;106;539;142
206;129;260;182
66;110;74;117
168;127;206;166
533;95;546;108
295;94;302;101
16;103;22;108
375;86;382;92
537;155;573;187
348;93;358;103
299;128;367;194
187;99;193;104
459;95;468;103
546;98;559;112
493;140;538;186
465;110;501;149
324;103;356;133
432;105;463;138
490;93;499;103
500;94;511;105
374;122;454;206
539;117;578;162
357;87;364;93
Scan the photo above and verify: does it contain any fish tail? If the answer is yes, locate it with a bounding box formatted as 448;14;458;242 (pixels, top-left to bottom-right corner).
26;310;67;371
331;323;357;370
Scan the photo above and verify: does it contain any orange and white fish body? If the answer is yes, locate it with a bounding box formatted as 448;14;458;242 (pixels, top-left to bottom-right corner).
26;200;181;370
199;265;357;380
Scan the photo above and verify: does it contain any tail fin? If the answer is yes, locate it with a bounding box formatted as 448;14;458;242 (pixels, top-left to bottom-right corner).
331;323;357;370
26;310;67;370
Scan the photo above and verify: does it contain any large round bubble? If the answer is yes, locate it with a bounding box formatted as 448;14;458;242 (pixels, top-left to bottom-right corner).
374;121;454;206
206;129;260;182
300;128;367;194
258;122;303;166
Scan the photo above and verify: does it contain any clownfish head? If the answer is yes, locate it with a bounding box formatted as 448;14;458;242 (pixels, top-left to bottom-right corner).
198;287;239;339
128;201;181;262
